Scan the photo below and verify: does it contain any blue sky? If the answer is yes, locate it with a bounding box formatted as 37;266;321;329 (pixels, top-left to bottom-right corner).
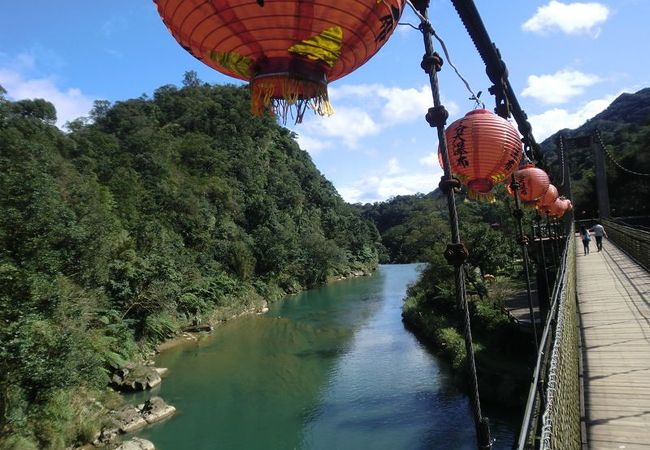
2;1;648;203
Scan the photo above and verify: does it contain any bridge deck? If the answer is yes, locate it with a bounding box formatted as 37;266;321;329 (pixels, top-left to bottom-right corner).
577;237;650;449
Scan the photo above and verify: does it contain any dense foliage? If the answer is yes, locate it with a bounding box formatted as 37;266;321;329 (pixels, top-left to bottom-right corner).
0;77;379;448
358;188;523;269
542;88;650;219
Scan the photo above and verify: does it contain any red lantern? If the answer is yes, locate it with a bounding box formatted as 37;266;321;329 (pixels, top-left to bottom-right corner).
154;0;405;122
442;109;523;201
546;197;569;218
536;184;558;213
507;164;550;204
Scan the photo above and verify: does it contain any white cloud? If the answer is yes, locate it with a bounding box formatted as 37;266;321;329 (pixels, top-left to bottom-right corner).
522;69;602;104
0;69;94;128
101;16;128;39
295;83;458;154
387;157;401;175
305;106;381;148
528;94;616;140
522;1;610;37
329;83;459;124
338;158;442;203
419;152;439;168
294;133;331;155
339;170;442;204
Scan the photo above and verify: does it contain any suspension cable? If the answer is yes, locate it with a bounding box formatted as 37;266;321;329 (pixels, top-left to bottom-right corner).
595;129;650;177
448;0;544;165
412;3;492;448
429;28;485;108
557;135;566;187
509;176;539;350
405;1;484;108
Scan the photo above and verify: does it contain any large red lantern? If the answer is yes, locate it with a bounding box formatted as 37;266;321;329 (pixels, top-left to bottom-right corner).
536;184;558;213
507;164;550;204
154;0;406;122
442;109;523;201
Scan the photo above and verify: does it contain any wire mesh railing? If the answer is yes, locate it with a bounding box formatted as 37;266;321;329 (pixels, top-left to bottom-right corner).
517;224;580;449
540;233;580;449
603;219;650;272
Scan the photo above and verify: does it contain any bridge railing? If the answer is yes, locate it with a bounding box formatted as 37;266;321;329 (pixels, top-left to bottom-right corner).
603;218;650;272
517;224;580;450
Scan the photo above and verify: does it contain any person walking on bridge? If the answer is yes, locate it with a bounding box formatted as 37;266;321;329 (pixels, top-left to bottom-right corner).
593;222;607;251
580;225;591;255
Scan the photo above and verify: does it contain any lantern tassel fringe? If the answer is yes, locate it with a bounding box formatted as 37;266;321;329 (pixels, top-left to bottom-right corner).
467;189;496;203
251;76;333;124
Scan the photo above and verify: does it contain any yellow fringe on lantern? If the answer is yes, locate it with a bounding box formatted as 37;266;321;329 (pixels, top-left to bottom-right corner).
250;76;333;124
467;189;497;203
490;173;506;185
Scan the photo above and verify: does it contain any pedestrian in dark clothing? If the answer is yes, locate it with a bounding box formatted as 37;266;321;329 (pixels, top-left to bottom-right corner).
593;222;607;251
580;225;591;255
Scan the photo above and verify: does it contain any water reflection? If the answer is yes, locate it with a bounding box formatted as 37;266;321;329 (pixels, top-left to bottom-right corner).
136;265;515;449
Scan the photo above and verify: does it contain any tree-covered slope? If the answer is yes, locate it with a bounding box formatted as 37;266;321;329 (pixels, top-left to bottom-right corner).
541;87;650;218
0;78;379;448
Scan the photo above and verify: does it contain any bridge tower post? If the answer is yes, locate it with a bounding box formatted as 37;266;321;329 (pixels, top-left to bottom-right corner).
592;132;611;218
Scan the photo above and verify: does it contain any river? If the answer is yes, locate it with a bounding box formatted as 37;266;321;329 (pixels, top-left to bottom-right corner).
134;264;517;449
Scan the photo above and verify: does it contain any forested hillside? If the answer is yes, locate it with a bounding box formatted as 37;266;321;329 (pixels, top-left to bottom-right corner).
358;189;519;268
0;76;379;448
541;87;650;218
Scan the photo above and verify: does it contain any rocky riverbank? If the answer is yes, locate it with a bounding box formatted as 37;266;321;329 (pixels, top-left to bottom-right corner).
88;270;376;449
94;397;175;447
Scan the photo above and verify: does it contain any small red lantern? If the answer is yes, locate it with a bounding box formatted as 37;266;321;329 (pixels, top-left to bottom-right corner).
442;109;523;201
546;197;569;218
536;184;558;213
155;0;406;122
507;164;550;204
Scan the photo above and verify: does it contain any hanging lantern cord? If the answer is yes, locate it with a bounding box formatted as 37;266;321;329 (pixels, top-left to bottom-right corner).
534;213;551;319
493;85;540;351
414;4;492;449
546;217;558;267
406;1;483;108
448;0;545;167
509;177;540;350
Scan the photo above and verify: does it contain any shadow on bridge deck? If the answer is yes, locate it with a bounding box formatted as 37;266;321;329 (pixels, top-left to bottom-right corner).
577;237;650;449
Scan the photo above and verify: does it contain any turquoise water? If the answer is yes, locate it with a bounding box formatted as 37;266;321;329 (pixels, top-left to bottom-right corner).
135;264;516;449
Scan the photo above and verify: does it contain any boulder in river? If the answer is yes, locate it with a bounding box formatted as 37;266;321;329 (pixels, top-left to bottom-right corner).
115;437;155;450
111;364;162;392
111;405;148;433
97;397;175;446
139;396;176;424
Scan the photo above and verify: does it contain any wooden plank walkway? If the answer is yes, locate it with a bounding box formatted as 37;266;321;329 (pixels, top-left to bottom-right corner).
577;237;650;449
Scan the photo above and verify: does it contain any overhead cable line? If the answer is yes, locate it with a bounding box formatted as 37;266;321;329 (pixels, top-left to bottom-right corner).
448;0;542;164
404;1;484;108
595;129;650;177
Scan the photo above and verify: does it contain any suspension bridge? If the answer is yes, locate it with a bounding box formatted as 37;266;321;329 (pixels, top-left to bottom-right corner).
516;218;650;449
404;1;650;448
